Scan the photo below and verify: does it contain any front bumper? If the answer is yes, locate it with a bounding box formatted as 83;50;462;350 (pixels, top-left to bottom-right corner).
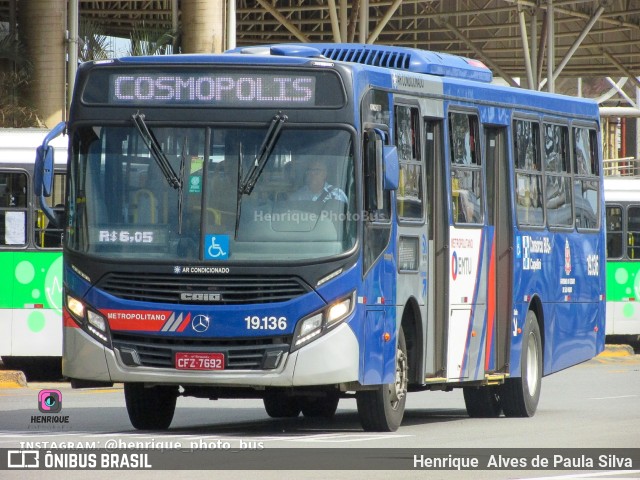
63;322;359;387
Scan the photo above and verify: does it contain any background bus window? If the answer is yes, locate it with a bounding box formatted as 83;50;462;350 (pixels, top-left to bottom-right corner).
395;105;423;220
449;112;483;224
627;206;640;260
544;123;572;228
606;205;623;259
514;120;543;227
0;171;27;246
35;172;66;248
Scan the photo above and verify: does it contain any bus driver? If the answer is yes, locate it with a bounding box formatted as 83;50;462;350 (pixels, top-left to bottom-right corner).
290;160;347;203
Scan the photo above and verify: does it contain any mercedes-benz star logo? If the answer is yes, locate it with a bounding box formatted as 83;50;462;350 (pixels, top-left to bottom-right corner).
191;314;210;333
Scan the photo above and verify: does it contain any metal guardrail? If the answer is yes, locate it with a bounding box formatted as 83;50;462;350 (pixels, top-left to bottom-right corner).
603;157;640;177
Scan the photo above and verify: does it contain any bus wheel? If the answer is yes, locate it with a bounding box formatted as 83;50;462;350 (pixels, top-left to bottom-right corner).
463;386;502;417
124;383;177;430
500;310;542;417
356;328;408;432
300;392;340;418
263;391;301;418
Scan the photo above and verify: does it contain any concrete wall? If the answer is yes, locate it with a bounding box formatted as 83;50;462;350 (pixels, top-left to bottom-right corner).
181;0;225;53
18;0;66;127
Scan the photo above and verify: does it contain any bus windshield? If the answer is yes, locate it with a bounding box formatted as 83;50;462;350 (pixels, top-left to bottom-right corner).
68;125;356;262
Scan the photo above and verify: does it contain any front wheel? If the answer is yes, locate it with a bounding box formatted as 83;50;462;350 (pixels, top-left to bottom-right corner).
500;310;542;417
356;328;408;432
300;392;340;418
124;383;178;430
263;391;301;418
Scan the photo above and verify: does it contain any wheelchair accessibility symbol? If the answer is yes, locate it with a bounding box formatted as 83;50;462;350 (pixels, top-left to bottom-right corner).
204;234;229;260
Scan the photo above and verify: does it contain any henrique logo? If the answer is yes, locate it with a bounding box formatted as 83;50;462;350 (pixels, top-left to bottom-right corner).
180;292;221;302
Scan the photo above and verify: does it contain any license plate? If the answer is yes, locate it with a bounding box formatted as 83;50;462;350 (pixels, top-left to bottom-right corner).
175;352;225;371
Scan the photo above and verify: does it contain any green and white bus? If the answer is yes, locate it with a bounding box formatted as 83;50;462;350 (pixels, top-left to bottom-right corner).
605;175;640;341
0;128;66;373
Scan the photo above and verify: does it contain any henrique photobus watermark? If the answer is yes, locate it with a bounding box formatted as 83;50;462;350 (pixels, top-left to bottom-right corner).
254;210;375;224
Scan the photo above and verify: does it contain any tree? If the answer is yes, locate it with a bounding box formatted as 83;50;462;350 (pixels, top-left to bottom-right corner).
0;28;42;127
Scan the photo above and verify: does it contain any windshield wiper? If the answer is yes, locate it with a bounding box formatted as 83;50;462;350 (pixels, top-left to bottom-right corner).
177;137;187;234
239;111;287;195
132;112;181;189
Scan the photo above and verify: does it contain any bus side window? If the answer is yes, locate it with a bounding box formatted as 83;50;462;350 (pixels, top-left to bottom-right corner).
395;105;424;220
514;120;543;227
606;205;623;258
0;171;28;246
544;123;572;228
36;173;66;248
448;112;483;224
627;206;640;260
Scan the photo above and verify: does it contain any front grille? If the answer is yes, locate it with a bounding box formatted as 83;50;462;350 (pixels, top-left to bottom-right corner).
112;332;292;370
98;273;310;304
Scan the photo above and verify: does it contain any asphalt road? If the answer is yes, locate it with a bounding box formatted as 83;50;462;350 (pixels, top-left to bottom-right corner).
1;349;639;480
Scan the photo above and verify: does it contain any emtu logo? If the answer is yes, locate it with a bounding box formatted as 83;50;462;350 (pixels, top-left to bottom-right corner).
451;251;473;281
451;251;459;280
38;389;62;413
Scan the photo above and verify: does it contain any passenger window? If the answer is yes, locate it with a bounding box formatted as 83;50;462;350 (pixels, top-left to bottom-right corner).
627;206;640;260
35;172;66;248
514;120;543;227
0;171;28;246
395;105;424;220
606;205;622;259
573;127;600;230
544;123;572;228
449;112;483;224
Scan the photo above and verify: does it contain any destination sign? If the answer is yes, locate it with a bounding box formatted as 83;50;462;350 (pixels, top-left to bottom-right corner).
109;72;316;106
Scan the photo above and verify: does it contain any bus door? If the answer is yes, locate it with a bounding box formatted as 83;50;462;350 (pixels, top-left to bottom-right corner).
445;111;488;381
394;104;429;381
426;119;446;380
485;126;511;375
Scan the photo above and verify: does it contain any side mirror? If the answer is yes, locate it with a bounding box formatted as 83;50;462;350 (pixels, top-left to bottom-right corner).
382;145;399;191
34;122;66;226
34;145;54;197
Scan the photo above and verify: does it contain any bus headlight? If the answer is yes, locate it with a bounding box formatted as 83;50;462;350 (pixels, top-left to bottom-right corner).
292;292;355;351
65;294;110;346
66;295;85;319
87;310;107;332
87;310;109;344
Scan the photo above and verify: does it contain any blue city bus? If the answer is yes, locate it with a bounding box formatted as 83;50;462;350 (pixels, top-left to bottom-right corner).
36;43;605;431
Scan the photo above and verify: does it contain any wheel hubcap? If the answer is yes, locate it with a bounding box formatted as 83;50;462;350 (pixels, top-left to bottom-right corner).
525;332;539;395
389;347;408;408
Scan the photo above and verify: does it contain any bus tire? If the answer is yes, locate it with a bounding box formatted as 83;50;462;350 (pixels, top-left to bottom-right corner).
300;392;340;418
356;328;408;432
263;391;301;418
124;383;177;430
463;385;502;417
500;310;542;417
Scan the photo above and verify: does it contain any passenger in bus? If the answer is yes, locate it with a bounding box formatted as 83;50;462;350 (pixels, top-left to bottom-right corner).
290;160;347;203
42;204;65;248
459;189;481;223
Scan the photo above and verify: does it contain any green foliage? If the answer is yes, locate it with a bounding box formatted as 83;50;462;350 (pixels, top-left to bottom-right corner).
79;19;114;61
129;23;176;56
0;28;42;127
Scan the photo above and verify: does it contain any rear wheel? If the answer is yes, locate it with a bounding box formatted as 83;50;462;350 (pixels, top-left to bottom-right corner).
263;391;301;418
124;383;178;430
500;310;542;417
463;385;502;417
356;328;408;432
